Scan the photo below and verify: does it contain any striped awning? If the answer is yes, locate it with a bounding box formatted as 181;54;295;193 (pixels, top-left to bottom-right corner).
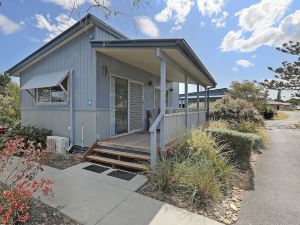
20;70;69;90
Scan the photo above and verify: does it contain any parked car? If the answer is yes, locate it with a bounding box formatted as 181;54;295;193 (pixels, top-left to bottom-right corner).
296;105;300;110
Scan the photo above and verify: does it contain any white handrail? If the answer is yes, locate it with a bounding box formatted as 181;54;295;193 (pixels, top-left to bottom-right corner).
149;112;164;171
149;112;164;132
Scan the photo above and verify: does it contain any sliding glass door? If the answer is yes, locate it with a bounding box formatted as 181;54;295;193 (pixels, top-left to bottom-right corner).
110;76;128;135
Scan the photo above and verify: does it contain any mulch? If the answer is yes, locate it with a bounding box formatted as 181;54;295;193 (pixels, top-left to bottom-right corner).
45;153;82;170
24;199;81;225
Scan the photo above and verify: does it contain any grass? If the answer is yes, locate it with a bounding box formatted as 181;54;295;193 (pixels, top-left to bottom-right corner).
147;129;235;205
273;111;289;120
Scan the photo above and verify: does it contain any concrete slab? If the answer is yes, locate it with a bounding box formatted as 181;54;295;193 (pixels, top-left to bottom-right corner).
96;193;221;225
63;162;148;192
36;166;132;225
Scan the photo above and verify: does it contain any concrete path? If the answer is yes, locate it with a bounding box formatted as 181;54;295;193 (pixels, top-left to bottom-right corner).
36;162;221;225
237;111;300;225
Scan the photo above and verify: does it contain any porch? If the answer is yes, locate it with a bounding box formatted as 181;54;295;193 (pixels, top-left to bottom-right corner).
85;39;216;170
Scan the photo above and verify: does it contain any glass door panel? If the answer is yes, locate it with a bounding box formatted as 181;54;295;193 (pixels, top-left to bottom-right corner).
110;76;128;136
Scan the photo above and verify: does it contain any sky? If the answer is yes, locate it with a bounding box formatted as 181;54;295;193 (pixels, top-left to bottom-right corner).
0;0;300;94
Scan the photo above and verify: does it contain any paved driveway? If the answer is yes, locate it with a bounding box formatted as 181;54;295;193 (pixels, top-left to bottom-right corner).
237;111;300;225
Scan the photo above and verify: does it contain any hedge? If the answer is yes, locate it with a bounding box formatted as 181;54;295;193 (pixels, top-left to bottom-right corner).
206;128;260;170
0;124;52;150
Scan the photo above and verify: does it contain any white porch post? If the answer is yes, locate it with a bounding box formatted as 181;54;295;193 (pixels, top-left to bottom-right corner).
184;74;188;128
160;58;166;151
204;88;210;121
196;83;200;125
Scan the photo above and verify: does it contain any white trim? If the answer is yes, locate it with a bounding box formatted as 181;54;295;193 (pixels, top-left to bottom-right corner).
109;73;145;137
35;76;69;104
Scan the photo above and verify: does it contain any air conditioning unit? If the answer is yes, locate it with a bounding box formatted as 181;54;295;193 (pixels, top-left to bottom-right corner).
47;136;69;154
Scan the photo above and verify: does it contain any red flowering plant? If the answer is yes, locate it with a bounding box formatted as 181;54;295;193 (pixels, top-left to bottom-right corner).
0;137;54;224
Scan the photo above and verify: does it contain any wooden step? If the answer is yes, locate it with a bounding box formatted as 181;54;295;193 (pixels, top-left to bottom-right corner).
97;142;151;152
86;155;149;171
93;148;150;161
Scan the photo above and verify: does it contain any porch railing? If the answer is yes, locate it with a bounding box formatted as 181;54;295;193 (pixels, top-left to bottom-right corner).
149;112;164;171
165;109;206;143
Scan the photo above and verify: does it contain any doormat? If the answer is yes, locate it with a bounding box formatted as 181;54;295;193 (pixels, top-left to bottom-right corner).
83;164;109;174
107;170;137;181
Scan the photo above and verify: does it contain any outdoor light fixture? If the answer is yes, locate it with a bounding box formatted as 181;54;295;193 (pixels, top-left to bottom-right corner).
102;65;108;76
169;88;174;92
148;81;152;86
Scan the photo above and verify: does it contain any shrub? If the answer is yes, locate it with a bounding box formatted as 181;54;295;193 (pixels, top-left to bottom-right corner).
0;123;51;150
206;128;260;170
0;138;53;224
206;120;230;130
150;129;235;204
233;121;268;148
209;97;264;125
263;106;277;119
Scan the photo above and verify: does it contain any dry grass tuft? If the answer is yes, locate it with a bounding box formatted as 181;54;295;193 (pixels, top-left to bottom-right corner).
273;111;289;120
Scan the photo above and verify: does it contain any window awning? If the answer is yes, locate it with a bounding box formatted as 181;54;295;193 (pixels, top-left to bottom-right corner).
20;70;69;90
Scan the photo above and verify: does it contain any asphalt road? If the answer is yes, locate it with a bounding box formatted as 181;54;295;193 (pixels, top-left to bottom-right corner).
237;111;300;225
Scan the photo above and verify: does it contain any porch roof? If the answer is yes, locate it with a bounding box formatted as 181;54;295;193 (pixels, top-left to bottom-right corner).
90;39;216;87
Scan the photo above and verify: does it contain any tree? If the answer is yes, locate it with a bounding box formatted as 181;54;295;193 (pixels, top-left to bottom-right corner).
229;80;268;115
261;41;300;97
0;73;10;95
0;73;20;127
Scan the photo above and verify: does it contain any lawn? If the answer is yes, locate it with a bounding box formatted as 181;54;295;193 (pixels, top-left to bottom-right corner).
273;111;289;120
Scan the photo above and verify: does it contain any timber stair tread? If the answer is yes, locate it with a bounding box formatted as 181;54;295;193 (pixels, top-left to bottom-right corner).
93;148;150;161
86;155;148;171
97;142;151;152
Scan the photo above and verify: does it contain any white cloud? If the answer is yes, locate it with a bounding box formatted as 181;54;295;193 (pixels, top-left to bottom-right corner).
155;0;194;31
236;59;254;68
136;16;159;38
35;14;76;42
212;11;228;28
44;0;86;10
220;0;300;52
197;0;225;17
0;14;22;35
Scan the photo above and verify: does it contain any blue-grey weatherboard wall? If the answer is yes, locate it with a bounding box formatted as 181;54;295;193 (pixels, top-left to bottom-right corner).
15;19;179;147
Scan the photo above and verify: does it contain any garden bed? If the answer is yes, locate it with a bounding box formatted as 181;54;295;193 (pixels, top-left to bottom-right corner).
45;153;82;170
24;199;81;225
137;151;260;225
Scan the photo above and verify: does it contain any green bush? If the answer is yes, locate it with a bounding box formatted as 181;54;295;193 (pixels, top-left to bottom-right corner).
206;120;230;130
206;128;260;170
209;97;264;125
0;123;52;150
149;129;235;204
232;121;268;148
263;106;277;119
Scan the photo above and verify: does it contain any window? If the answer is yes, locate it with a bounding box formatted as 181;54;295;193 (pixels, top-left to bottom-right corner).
36;77;68;103
37;88;50;102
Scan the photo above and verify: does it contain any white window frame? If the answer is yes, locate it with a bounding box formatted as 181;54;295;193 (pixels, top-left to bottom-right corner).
35;77;69;105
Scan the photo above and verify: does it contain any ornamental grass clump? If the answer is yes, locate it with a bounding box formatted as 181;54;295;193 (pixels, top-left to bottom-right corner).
150;129;235;204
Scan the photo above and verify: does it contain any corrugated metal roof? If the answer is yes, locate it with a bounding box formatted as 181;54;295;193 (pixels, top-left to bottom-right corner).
20;70;69;90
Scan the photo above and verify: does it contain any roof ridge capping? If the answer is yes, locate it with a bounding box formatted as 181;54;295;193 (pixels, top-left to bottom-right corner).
6;13;127;75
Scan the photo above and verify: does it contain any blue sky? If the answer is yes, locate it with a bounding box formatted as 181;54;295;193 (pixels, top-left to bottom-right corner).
0;0;300;93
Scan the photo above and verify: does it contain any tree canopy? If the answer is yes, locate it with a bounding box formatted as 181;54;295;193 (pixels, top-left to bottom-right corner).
261;41;300;97
229;80;268;115
0;73;20;127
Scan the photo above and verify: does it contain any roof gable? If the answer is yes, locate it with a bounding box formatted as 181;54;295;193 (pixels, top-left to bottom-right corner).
6;13;127;76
